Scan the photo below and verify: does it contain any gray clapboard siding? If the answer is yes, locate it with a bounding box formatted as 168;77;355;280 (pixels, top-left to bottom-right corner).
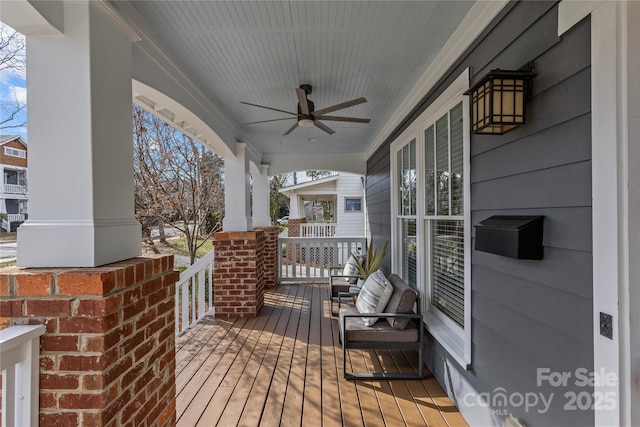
471;114;591;183
471;161;592;210
366;139;393;273
365;2;594;426
472;265;593;345
472;246;593;299
471;320;594;427
471;312;592;390
472;6;562;81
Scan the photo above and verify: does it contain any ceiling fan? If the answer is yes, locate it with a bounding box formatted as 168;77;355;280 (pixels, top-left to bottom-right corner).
242;84;370;135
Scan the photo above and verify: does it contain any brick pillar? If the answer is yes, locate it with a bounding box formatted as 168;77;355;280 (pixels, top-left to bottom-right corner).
0;255;178;426
286;218;306;261
254;226;278;288
213;231;266;318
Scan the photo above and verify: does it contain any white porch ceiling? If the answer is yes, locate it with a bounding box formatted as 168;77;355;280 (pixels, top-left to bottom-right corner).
116;1;476;171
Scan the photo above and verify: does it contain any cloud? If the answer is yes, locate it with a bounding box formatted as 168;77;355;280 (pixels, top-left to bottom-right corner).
10;85;26;104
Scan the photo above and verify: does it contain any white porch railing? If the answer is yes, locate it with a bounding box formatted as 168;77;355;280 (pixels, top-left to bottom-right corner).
175;250;214;335
5;214;25;223
1;214;25;232
300;223;337;237
278;236;367;281
3;184;27;195
0;325;46;427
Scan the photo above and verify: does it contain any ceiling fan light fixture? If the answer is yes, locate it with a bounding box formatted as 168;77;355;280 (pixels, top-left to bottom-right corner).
298;118;314;128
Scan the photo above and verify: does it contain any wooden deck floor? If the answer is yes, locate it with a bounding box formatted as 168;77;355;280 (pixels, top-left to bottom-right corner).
175;283;469;427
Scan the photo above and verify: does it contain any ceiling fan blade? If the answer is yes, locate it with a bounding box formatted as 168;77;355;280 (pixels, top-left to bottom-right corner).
241;101;299;117
315;115;371;123
283;122;299;136
245;117;296;125
312;97;367;116
296;88;310;115
314;120;336;135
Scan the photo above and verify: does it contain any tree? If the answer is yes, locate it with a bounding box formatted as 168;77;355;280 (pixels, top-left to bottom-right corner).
133;104;224;264
306;170;331;181
0;24;26;131
269;173;290;224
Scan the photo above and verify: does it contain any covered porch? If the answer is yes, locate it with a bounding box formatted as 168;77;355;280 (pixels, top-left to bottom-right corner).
175;282;466;427
1;1;639;426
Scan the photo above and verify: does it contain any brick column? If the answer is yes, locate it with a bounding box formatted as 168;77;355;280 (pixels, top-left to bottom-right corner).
0;255;178;426
213;231;266;318
286;218;306;261
254;226;278;288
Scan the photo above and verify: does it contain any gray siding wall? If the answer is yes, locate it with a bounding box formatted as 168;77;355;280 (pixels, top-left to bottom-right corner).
365;2;593;426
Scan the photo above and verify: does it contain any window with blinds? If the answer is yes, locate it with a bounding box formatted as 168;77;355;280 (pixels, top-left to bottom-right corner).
425;102;465;328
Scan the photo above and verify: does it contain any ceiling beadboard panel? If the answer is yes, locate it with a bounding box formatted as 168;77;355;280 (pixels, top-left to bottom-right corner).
126;1;475;156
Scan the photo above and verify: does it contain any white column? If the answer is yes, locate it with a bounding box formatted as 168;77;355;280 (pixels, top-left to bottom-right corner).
223;143;252;231
15;2;141;267
289;193;301;218
252;163;272;227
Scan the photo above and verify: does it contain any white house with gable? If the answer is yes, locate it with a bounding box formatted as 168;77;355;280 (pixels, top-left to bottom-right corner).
279;172;366;238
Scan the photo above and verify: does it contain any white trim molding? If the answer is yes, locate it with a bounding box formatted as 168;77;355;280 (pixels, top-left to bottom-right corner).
17;219;142;267
559;0;640;424
558;0;606;36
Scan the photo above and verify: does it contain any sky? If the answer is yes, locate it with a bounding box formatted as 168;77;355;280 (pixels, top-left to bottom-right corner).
0;22;28;140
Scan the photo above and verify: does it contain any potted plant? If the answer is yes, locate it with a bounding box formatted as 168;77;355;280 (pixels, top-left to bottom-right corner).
352;237;389;283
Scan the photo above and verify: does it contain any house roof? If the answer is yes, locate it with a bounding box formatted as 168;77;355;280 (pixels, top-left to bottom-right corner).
0;135;27;148
279;174;340;196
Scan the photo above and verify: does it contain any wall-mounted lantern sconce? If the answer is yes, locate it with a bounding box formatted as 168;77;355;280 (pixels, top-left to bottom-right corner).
465;64;536;135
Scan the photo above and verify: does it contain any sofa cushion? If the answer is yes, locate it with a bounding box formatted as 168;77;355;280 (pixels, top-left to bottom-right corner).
340;307;419;343
355;269;393;326
384;274;418;330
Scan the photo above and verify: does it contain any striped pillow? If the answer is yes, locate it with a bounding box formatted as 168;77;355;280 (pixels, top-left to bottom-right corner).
342;253;363;284
355;270;393;326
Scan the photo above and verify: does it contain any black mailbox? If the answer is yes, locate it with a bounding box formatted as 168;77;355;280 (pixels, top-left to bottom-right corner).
474;215;544;260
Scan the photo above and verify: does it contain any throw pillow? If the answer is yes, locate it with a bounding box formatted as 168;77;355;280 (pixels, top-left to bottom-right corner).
384;274;417;330
355;269;393;326
342;253;363;284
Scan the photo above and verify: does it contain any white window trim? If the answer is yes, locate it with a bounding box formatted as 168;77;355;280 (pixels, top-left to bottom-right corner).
4;147;26;158
391;131;418;293
391;69;471;369
344;197;362;212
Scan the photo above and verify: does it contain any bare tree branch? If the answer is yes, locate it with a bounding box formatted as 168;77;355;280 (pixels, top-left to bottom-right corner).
133;104;225;264
0;24;27;131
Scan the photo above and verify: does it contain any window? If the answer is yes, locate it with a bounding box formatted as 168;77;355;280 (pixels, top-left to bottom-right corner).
4;147;26;158
395;138;417;288
425;102;465;327
390;70;471;368
344;198;362;211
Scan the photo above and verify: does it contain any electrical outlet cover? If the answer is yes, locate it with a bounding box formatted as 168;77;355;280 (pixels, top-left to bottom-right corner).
600;312;613;339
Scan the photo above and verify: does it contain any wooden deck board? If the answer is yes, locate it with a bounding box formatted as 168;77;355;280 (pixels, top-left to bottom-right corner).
175;283;468;427
259;284;307;426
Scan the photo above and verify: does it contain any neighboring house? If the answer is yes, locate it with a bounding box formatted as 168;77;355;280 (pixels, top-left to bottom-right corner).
0;135;28;232
279;172;366;237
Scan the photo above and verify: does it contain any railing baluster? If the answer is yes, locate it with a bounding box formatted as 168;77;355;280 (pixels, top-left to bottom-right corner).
1;325;46;427
277;236;367;281
197;269;205;319
181;279;189;332
175;250;215;335
208;264;213;315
